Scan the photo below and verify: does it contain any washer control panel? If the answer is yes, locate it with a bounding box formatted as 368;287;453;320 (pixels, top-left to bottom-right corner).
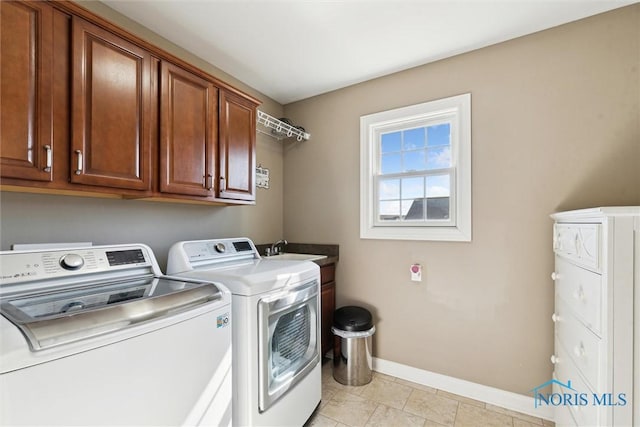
0;246;151;285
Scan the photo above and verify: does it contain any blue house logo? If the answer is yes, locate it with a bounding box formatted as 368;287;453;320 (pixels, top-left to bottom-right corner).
531;379;577;408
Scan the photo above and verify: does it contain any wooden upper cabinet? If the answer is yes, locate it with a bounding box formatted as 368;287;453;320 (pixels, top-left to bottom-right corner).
160;62;217;197
0;1;54;182
218;90;256;201
71;17;153;191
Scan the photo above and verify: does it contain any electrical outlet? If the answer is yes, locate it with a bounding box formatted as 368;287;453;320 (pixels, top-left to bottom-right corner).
410;264;422;282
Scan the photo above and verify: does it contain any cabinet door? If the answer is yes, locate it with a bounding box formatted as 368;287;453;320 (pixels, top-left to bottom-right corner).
218;90;256;201
0;1;53;181
321;282;336;356
71;17;152;190
160;62;217;197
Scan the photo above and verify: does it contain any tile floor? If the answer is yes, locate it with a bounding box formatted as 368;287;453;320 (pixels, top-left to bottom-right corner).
305;359;555;427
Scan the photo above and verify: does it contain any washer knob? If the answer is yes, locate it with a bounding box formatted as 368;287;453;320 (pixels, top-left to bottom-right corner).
214;243;226;253
60;253;84;270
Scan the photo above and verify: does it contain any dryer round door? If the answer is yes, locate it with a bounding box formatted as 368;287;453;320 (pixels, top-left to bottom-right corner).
257;279;320;412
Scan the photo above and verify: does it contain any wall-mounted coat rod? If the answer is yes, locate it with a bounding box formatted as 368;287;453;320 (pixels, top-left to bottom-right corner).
257;110;310;141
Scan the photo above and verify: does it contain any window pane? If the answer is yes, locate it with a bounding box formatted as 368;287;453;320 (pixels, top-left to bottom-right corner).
379;179;399;200
426;146;451;169
381;153;401;174
381;132;401;153
379;200;400;221
402;149;426;172
402;199;424;220
401;176;424;199
427;124;450;147
426;174;450;197
403;127;425;150
426;197;450;219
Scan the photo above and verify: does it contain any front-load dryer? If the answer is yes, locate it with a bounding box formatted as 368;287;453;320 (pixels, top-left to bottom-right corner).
167;237;321;427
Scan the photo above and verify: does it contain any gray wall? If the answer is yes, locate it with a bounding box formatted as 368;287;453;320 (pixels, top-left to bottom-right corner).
282;5;640;395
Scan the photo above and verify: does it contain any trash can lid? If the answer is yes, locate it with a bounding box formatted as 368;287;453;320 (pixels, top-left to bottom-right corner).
333;306;373;332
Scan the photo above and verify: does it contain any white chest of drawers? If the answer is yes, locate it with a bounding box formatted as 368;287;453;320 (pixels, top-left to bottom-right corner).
551;207;639;427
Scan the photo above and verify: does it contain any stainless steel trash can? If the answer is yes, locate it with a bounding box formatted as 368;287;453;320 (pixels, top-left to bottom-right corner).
332;306;375;386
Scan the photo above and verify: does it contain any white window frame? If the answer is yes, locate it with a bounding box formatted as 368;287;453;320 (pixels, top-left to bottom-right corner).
360;93;471;241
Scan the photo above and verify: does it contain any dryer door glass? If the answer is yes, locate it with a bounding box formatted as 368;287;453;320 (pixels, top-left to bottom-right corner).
258;279;320;412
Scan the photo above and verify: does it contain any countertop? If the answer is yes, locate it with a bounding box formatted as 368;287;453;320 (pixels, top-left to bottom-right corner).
255;242;339;266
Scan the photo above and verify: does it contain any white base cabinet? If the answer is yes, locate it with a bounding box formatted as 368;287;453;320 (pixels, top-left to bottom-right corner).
551;207;639;426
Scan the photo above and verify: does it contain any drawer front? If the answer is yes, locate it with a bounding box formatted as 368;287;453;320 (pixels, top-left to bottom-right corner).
555;300;603;392
553;343;602;427
320;264;335;285
553;402;577;427
554;257;602;336
553;223;600;271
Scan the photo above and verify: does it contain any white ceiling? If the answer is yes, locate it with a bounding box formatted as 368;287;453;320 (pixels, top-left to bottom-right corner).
102;0;636;105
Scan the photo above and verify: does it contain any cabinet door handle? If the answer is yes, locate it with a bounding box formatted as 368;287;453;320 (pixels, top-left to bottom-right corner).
551;313;559;323
205;174;213;190
219;176;226;192
74;150;83;175
551;272;558;281
43;145;52;172
550;355;558;364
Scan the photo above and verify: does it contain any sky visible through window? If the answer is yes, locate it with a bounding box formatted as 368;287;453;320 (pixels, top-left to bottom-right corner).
379;123;451;218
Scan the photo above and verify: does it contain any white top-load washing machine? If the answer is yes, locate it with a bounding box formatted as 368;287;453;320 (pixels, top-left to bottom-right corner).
167;238;321;427
0;243;232;426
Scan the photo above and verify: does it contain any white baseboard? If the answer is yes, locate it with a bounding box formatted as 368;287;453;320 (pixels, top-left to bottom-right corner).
372;357;554;422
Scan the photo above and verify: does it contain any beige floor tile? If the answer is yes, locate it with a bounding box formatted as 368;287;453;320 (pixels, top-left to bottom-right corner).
319;391;379;427
395;378;438;394
454;403;513;427
485;404;543;425
404;389;459;426
514;418;545;427
371;371;397;382
436;390;485;408
359;376;413;409
321;384;340;409
322;371;366;395
305;413;339;427
364;404;426;427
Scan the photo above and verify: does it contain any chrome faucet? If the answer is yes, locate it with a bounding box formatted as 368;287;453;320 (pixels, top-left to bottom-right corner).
269;239;288;256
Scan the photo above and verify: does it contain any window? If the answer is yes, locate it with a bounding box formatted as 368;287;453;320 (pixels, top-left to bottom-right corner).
360;93;471;241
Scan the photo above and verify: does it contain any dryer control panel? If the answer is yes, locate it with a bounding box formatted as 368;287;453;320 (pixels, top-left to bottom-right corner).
178;238;258;268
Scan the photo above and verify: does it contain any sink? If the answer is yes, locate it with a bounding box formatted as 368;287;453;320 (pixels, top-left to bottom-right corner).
268;253;327;262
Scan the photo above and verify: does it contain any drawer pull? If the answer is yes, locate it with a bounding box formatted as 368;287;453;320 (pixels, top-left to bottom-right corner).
550;355;559;364
551;313;559;323
573;343;586;358
551;272;558;281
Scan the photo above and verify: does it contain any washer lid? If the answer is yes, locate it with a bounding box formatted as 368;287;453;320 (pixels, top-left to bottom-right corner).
179;258;319;296
0;276;222;351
